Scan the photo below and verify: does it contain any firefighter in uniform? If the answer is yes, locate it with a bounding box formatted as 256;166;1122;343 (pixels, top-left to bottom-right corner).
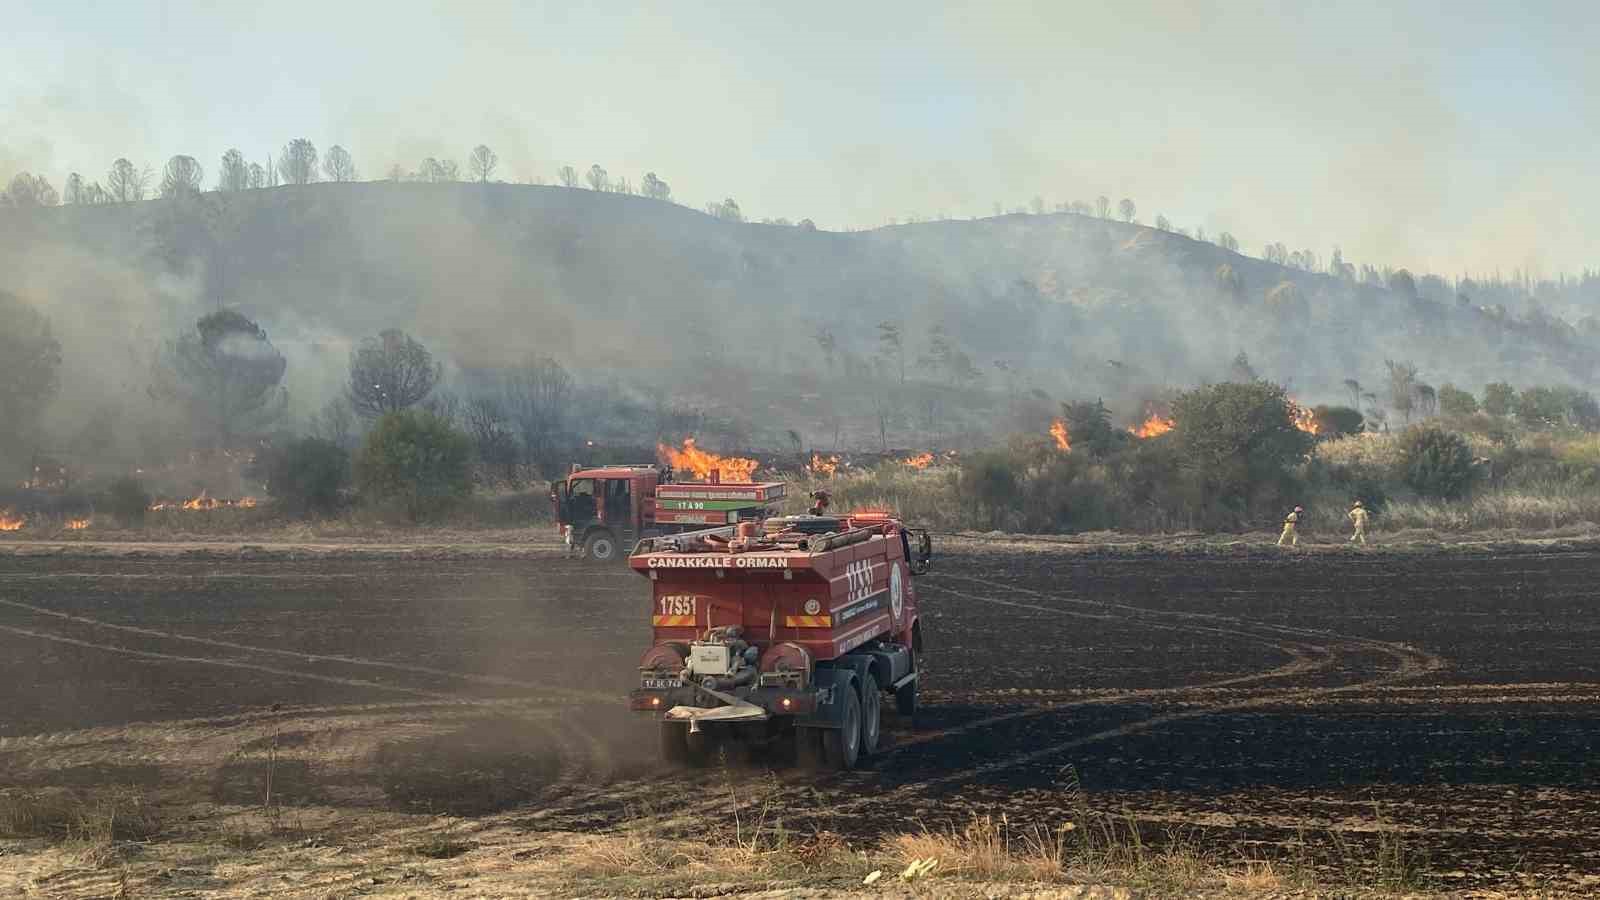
1277;506;1302;547
807;489;832;516
1348;500;1369;544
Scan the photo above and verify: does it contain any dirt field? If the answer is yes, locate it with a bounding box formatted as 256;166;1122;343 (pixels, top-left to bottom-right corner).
2;545;1598;896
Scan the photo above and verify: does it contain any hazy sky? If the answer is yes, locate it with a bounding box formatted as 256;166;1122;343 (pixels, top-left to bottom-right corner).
6;1;1599;277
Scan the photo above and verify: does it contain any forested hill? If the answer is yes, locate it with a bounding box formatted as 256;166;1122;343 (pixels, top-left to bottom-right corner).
2;182;1596;442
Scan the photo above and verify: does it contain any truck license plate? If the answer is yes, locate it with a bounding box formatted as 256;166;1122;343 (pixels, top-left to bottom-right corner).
642;678;683;690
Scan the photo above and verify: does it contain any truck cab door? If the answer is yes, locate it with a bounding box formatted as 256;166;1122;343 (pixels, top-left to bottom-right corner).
602;477;635;541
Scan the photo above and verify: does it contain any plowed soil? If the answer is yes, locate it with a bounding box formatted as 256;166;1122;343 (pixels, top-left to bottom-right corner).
2;548;1598;893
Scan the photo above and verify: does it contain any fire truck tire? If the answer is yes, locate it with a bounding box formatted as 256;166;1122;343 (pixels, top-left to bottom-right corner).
583;531;619;562
820;685;862;770
859;677;881;755
660;721;714;767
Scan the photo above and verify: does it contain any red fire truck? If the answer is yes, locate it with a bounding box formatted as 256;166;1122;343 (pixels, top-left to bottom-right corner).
551;465;784;561
626;511;933;769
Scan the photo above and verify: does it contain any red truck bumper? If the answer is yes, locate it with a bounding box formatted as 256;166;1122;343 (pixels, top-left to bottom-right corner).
628;685;818;718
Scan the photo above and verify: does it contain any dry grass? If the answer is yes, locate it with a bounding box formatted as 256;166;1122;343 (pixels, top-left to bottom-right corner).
0;784;1442;897
784;463;965;528
1381;490;1600;532
884;814;1074;882
1220;857;1308;893
1315;432;1407;473
0;787;162;843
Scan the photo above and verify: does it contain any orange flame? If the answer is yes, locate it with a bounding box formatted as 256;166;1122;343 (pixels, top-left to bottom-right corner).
149;491;261;512
1288;400;1321;435
182;489;221;511
0;509;23;531
656;438;760;482
1049;420;1071;451
808;453;840;477
66;518;90;530
1129;413;1175;438
902;452;934;469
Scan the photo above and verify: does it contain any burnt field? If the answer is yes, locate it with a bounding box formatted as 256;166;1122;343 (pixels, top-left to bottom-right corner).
2;547;1598;892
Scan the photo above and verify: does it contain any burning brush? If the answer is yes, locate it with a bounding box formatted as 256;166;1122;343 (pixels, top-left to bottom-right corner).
656;438;760;482
808;453;841;478
1049;420;1071;452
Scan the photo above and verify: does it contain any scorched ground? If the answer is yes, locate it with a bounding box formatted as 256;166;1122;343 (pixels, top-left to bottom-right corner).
0;544;1596;891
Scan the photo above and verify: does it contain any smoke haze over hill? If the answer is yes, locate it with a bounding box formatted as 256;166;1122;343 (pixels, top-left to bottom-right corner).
7;3;1600;274
4;183;1600;472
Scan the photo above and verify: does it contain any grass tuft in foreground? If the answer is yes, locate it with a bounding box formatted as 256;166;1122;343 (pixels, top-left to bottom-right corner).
0;787;162;843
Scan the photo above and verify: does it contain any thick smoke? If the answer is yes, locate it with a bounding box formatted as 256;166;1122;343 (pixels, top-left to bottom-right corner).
2;184;1595;478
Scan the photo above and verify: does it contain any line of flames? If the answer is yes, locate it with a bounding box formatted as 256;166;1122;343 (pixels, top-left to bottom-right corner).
901;452;934;469
1128;413;1175;439
656;438;760;482
148;490;260;511
1121;401;1319;440
0;511;91;531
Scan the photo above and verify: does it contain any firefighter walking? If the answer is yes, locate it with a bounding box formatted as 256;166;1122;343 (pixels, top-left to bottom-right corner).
1277;506;1302;547
1348;500;1370;544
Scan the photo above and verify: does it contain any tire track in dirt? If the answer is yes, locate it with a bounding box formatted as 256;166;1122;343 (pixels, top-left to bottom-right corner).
935;572;1445;677
0;596;616;703
0;622;460;699
804;574;1445;818
875;582;1336;757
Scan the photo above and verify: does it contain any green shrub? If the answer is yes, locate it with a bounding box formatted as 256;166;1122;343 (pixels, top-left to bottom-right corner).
1482;382;1515;417
1060;399;1127;459
355;410;472;521
102;476;151;525
264;437;351;516
1399;426;1476;499
957;451;1021;530
1171;381;1313;526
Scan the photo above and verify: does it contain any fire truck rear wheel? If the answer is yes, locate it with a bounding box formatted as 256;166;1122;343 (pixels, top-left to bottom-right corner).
583;531;618;562
659;721;713;767
859;677;881;755
821;684;862;770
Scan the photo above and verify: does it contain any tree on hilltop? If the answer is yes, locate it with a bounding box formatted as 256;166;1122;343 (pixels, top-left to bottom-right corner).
278;139;319;185
469;145;498;183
